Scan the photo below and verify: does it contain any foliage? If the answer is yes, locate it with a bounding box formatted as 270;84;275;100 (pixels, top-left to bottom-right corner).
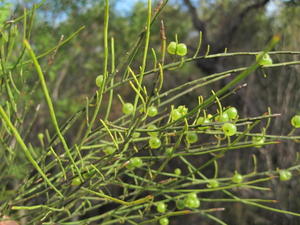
0;0;300;225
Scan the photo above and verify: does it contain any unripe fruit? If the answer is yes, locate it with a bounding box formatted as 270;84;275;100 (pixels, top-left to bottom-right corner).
149;136;161;149
147;106;158;117
147;124;159;137
232;172;243;183
174;168;182;175
167;42;177;55
222;123;237;136
256;52;273;66
279;170;292;181
128;157;143;169
103;146;116;155
207;179;219;188
71;177;82;186
225;107;238;120
122;103;134;115
96;75;104;87
215;113;229;122
176;43;188;56
252;136;265;148
159;218;169;225
156;202;167;213
291;115;300;128
171;109;181;121
186;132;198;144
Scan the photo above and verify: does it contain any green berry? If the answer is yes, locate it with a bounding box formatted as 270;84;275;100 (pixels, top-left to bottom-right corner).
279;170;292;181
71;177;82;186
176;43;188;56
176;199;185;209
232;172;243;183
122;103;134;115
156;202;167;213
147;124;159;137
207;180;219;188
128;157;143;168
222;123;237;136
159;218;169;225
165;147;174;156
184;197;200;208
171;109;181;121
167;42;177;55
147;106;158;117
96;75;104;87
215;113;229;122
187;192;197;200
186;132;198;144
132;132;141;138
103;146;116;155
174;168;182;176
256;52;273;66
291;115;300;128
38;133;44;140
225;107;238;120
177;105;188;116
149;136;161;149
252;136;265;148
196;117;210;129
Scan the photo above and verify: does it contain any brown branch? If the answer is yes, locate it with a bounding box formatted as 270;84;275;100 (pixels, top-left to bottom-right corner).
218;0;271;50
183;0;207;37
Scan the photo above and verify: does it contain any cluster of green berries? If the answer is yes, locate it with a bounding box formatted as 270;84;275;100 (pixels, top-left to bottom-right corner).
167;42;187;56
256;52;273;66
156;202;169;225
171;105;188;121
176;193;200;210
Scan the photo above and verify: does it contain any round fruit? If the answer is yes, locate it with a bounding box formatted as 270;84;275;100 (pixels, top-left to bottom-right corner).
291;115;300;128
187;193;198;200
71;177;82;186
147;106;158;117
196;117;210;130
279;170;292;181
176;199;185;209
232;172;243;183
207;179;219;188
186;132;198;144
167;42;177;55
156;202;167;213
103;146;116;155
96;75;104;87
129;157;143;168
256;52;273;66
252;136;265;148
159;218;169;225
122;103;134;115
176;43;188;56
184;197;200;208
132;132;141;138
225;107;238;120
147;124;159;137
149;136;161;149
222;123;237;136
171;109;182;121
165;147;174;156
215;113;229;122
177;105;188;116
174;168;182;176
